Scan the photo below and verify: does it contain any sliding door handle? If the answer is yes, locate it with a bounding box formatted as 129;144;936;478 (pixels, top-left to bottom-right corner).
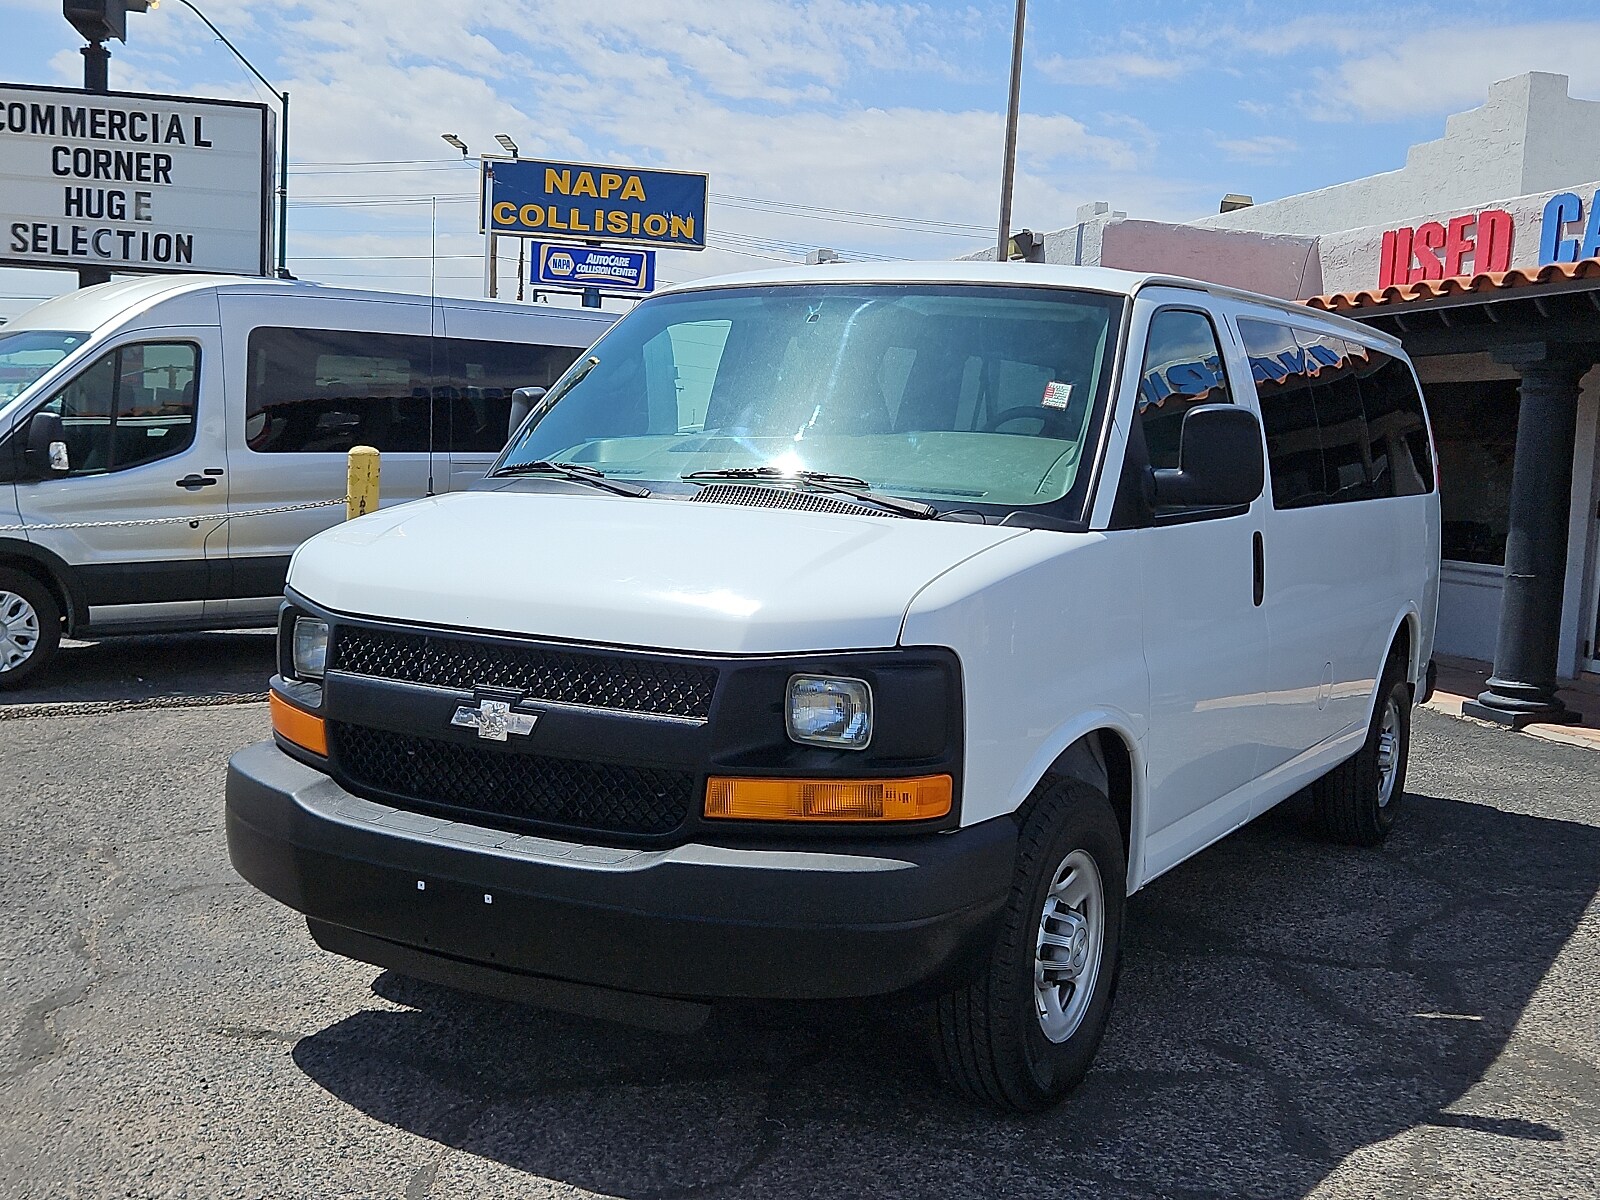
1252;531;1264;607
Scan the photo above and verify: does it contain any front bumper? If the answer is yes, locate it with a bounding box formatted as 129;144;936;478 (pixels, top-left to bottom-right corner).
226;740;1015;1017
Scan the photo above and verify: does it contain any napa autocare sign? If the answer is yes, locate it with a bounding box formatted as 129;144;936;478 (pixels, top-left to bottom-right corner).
486;158;707;250
532;242;656;294
0;83;270;276
1375;188;1600;287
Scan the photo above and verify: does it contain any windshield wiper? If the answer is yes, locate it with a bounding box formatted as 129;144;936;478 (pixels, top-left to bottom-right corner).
683;467;939;520
492;459;650;497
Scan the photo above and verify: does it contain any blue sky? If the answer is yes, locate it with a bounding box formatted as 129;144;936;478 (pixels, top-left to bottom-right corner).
5;0;1600;317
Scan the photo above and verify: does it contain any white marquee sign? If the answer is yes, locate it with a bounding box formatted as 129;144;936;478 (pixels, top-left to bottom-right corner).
0;82;270;276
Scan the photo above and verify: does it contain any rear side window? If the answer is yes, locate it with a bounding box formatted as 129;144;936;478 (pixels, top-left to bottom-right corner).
1136;309;1232;472
1240;318;1432;507
37;341;199;475
1299;329;1376;504
444;338;583;453
1352;344;1434;496
246;328;434;454
245;328;584;455
1240;319;1323;508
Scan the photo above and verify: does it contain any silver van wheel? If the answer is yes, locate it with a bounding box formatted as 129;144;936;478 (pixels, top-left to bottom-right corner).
0;590;41;673
1376;695;1402;809
1034;848;1105;1044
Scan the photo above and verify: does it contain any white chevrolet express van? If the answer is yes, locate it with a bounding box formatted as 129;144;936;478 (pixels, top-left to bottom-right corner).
0;275;614;686
227;263;1440;1110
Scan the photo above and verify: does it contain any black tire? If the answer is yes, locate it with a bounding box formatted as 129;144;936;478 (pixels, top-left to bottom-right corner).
1311;656;1411;846
933;779;1126;1112
0;567;62;691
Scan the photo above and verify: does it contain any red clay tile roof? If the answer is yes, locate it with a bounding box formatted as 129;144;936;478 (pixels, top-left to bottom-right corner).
1305;258;1600;312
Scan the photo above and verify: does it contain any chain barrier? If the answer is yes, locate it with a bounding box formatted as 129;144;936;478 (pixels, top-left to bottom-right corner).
0;496;348;534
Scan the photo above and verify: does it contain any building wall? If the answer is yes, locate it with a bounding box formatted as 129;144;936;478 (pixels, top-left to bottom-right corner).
1317;179;1600;295
1197;72;1600;238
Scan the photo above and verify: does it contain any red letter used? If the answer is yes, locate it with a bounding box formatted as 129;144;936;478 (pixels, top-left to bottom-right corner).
1410;221;1446;282
1442;213;1476;277
1476;209;1514;272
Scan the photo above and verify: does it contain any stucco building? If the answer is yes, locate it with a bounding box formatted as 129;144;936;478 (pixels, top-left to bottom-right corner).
1016;72;1600;723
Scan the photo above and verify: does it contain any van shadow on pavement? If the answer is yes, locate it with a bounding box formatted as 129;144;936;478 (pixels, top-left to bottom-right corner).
0;630;274;707
290;785;1600;1199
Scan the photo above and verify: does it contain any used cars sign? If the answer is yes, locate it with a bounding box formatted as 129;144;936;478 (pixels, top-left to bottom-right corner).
486;158;707;250
0;82;271;276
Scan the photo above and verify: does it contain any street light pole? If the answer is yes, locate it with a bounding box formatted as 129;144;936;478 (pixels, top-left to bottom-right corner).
495;135;526;301
995;0;1027;263
166;0;290;277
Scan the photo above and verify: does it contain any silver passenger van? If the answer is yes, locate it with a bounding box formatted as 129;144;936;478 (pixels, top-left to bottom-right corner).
0;275;614;686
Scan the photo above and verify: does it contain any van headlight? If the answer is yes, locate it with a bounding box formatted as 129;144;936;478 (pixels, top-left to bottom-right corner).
291;616;329;680
786;675;872;749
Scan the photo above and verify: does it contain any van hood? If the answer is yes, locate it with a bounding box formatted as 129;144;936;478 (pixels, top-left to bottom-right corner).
288;490;1031;655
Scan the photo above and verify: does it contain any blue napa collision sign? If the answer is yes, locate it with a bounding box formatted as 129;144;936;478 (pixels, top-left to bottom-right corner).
533;242;655;294
486;158;707;250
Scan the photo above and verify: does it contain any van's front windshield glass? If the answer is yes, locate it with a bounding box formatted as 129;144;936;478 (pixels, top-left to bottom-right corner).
0;331;89;404
497;284;1124;510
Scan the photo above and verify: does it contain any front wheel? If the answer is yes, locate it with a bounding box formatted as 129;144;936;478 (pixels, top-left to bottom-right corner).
933;780;1126;1112
0;568;61;691
1311;658;1411;846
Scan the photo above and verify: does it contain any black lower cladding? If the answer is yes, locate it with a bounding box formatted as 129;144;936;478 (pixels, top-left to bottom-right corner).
331;722;693;837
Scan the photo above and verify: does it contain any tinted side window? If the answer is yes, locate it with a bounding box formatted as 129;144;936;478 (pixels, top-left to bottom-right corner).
1352;345;1434;496
1137;309;1232;471
1240;318;1324;509
38;342;198;475
1299;330;1375;503
444;337;583;454
246;327;435;454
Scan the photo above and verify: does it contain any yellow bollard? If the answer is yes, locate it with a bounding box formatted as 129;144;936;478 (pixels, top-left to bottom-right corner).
347;445;380;520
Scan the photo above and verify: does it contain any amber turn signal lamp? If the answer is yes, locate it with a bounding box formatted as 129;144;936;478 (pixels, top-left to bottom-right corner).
705;775;952;822
270;690;328;757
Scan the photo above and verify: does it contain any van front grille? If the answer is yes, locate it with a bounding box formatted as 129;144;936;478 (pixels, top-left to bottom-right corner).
332;627;718;720
331;723;694;838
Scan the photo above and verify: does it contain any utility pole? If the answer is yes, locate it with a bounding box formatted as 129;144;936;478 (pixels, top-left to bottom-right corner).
995;0;1027;263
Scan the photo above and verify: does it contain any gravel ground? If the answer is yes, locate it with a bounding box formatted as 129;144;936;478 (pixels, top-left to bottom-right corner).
0;699;1595;1199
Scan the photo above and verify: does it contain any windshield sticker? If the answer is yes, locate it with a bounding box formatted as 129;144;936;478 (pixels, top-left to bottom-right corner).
1042;380;1073;409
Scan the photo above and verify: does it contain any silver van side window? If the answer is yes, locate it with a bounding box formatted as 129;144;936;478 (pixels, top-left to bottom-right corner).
36;341;198;475
244;327;582;455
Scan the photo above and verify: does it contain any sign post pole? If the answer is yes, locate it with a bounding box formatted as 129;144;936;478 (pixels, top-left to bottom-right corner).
77;41;112;288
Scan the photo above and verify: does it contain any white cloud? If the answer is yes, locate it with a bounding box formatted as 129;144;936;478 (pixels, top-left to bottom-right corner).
1307;21;1600;120
1213;134;1298;164
5;0;1212;310
1037;52;1186;88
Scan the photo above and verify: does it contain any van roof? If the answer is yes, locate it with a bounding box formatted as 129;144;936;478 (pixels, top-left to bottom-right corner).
1;274;620;337
657;261;1404;350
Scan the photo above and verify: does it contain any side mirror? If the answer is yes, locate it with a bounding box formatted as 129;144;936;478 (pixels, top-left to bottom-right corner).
1146;404;1263;509
23;411;69;478
508;386;547;439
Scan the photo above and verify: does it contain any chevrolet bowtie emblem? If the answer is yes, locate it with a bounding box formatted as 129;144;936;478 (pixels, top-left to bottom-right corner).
451;699;538;741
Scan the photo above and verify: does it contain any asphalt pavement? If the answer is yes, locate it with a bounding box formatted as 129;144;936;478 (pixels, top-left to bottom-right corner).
0;670;1595;1199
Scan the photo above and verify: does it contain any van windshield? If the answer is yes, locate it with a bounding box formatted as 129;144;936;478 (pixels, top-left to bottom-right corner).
0;331;88;404
497;284;1123;510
